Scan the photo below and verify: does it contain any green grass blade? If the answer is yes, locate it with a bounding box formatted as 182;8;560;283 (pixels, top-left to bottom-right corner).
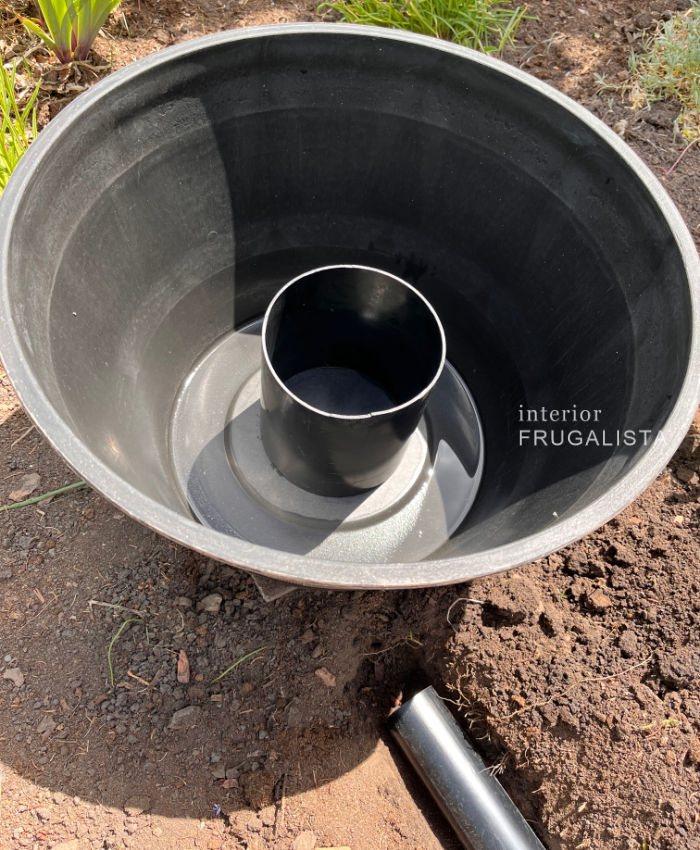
18;84;41;140
35;0;67;41
107;618;143;688
0;61;40;196
322;0;527;52
211;645;269;683
34;0;75;61
21;17;58;54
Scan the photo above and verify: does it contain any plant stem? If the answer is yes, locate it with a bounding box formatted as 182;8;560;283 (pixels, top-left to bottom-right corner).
107;618;143;689
0;480;86;512
211;645;269;683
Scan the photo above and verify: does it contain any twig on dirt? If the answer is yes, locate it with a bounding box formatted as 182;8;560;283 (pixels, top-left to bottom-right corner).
107;618;143;689
0;480;86;512
211;645;269;683
446;596;485;631
360;633;423;657
127;670;151;688
499;654;653;720
38;82;90;94
16;592;58;634
88;600;142;616
658;138;698;176
10;425;34;448
31;60;111;73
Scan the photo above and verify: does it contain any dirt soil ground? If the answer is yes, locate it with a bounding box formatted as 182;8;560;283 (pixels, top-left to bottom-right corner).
0;0;699;849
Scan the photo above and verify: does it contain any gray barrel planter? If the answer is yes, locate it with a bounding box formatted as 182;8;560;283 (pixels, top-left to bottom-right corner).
0;24;698;590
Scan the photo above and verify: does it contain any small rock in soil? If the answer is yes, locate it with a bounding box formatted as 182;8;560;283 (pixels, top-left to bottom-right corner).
174;596;193;607
9;472;41;502
315;667;336;688
286;697;303;730
3;667;25;687
658;646;700;690
0;568;12;580
676;466;699;485
291;830;317;850
37;716;56;741
607;542;636;567
565;551;606;577
197;593;223;614
617;630;638;658
168;705;201;729
177;649;190;684
586;589;612;611
686;736;700;767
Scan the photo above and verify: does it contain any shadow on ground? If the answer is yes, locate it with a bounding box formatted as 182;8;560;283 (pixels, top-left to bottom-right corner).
0;406;463;847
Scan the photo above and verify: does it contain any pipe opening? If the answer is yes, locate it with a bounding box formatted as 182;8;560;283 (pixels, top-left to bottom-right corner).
262;265;446;419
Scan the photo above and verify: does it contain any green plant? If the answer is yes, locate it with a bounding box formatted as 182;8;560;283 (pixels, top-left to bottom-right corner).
319;0;527;53
107;617;143;688
23;0;121;63
626;3;700;139
0;61;39;197
212;645;268;683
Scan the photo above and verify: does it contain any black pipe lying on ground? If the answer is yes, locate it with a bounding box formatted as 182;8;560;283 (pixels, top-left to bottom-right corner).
387;686;546;850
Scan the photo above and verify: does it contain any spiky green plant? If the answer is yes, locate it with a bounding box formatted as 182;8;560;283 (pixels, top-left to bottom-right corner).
23;0;121;63
319;0;527;53
0;61;39;197
627;3;700;139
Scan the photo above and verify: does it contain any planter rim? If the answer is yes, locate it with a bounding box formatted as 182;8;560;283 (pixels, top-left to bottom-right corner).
1;23;698;589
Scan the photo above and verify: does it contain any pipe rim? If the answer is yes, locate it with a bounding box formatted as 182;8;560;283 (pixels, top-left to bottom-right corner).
1;23;698;589
261;264;447;421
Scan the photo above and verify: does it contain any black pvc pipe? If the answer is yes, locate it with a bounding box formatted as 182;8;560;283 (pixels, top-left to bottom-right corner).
387;686;546;850
260;264;445;496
